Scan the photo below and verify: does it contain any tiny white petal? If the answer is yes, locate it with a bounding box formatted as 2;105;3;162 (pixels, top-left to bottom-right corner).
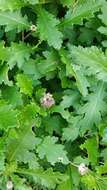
78;163;88;176
30;25;37;32
6;181;13;190
58;157;64;162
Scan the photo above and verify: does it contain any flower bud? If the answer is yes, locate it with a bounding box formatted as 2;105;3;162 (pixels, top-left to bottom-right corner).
40;93;55;108
78;163;88;176
30;25;37;32
58;157;64;162
6;181;13;190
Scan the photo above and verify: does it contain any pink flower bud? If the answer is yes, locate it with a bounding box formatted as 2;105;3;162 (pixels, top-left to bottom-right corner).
40;93;55;108
78;163;88;176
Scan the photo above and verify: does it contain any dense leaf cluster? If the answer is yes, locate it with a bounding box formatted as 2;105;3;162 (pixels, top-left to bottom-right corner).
0;0;107;189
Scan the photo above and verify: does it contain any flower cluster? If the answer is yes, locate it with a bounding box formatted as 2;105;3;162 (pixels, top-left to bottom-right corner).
40;93;55;108
30;24;37;32
78;163;88;176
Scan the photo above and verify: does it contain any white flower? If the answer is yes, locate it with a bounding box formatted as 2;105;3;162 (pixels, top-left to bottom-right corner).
58;157;64;162
6;181;13;190
40;93;55;108
78;163;88;176
30;25;37;32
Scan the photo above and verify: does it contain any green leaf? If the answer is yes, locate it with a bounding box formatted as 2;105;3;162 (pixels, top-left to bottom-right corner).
60;0;102;27
0;64;12;85
0;41;9;62
57;165;73;190
12;175;32;190
7;103;43;164
97;161;107;175
19;102;45;125
69;45;107;82
24;0;39;4
60;0;75;7
60;49;89;96
62;116;80;142
78;82;107;134
100;148;107;161
37;50;58;75
98;2;107;36
8;42;31;69
16;74;33;96
7;124;37;163
43;115;63;135
51;104;71;122
98;1;107;26
80;137;99;165
16;168;68;189
2;85;23;108
0;10;29;32
51;90;80;121
37;7;63;49
81;173;107;190
0;140;5;171
37;136;69;165
0;101;18;130
0;0;24;11
101;128;107;145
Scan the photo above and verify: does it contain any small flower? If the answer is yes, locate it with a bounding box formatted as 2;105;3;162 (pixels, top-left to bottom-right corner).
58;157;64;162
30;25;37;32
40;93;55;108
78;163;88;176
6;181;13;190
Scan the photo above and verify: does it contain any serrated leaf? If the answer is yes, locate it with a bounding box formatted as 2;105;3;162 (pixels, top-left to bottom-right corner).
0;10;29;32
100;148;107;161
19;102;43;124
0;101;18;130
81;173;107;190
0;140;5;171
8;42;31;69
62;116;80;142
7;124;37;163
57;166;73;190
12;175;32;190
37;136;69;165
16;168;68;189
0;0;24;11
0;41;9;62
0;64;12;86
60;0;102;27
78;82;107;134
97;161;107;175
16;74;33;96
69;45;107;82
37;7;63;49
60;49;89;96
51;90;80;121
2;85;23;108
24;0;39;4
60;0;75;7
80;137;99;165
101;128;107;145
43;115;63;135
7;103;42;164
98;1;107;26
51;104;71;121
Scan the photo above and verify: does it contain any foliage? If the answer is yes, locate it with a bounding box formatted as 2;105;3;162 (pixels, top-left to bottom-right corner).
0;0;107;189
